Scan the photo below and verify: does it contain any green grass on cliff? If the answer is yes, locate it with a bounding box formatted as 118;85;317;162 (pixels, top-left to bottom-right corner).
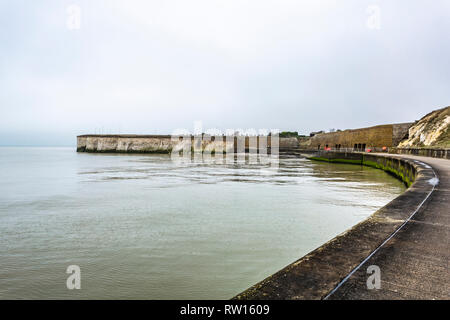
279;131;299;138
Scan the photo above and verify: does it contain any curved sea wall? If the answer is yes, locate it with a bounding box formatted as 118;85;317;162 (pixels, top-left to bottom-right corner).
307;151;417;187
77;135;174;153
234;151;435;299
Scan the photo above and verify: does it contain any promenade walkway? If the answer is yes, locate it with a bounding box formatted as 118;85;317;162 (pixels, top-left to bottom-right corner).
329;154;449;299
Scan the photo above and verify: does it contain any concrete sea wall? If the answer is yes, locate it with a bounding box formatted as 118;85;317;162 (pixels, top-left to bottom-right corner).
308;151;417;187
234;151;435;299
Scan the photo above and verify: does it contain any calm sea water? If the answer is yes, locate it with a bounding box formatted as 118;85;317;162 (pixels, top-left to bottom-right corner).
0;147;406;299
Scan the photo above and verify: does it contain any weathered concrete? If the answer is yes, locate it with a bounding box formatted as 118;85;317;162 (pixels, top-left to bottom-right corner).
398;106;449;149
234;152;448;300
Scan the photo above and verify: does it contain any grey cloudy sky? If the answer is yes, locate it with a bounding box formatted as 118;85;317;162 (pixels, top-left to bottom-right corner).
1;0;449;146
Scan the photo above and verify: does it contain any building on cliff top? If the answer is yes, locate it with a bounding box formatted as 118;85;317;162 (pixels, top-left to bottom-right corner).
308;122;413;151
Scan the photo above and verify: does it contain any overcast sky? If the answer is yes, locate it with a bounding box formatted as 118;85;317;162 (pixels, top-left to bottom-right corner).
1;0;449;146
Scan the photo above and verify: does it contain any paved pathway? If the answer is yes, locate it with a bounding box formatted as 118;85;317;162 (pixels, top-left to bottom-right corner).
329;155;449;299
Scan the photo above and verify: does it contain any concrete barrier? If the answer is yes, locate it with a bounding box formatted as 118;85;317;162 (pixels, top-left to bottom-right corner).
234;152;435;300
390;147;450;160
76;134;298;153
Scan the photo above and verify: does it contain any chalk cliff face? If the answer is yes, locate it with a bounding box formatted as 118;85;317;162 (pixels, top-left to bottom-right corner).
398;106;450;148
77;135;298;153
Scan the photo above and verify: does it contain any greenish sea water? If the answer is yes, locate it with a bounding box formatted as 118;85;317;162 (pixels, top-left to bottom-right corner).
0;147;405;299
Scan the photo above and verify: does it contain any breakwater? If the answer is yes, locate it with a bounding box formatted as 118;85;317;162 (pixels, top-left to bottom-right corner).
76;134;299;153
234;151;437;299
